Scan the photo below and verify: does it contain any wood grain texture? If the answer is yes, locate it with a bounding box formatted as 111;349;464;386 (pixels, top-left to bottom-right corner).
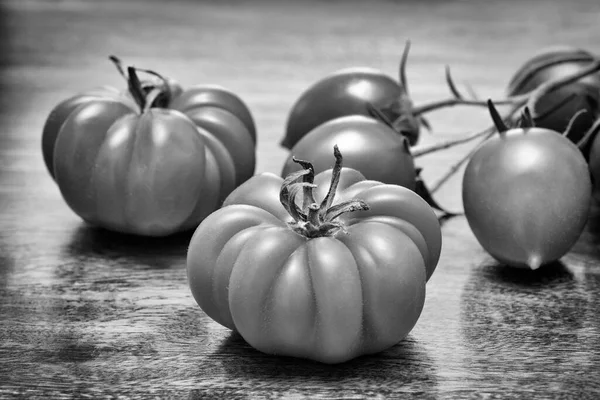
1;0;600;398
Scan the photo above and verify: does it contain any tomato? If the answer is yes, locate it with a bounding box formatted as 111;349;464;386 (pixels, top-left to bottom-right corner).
187;147;441;364
281;115;416;190
281;42;430;150
462;101;591;269
507;47;600;95
281;67;415;149
506;47;600;146
41;86;128;179
43;61;256;236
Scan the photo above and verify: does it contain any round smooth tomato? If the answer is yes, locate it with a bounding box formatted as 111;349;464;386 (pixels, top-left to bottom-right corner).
281;115;416;190
506;46;600;95
43;62;256;236
187;148;441;364
463;102;591;269
506;47;600;146
281;67;413;149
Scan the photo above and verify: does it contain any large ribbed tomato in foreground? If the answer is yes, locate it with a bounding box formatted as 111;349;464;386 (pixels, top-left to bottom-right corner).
187;146;441;364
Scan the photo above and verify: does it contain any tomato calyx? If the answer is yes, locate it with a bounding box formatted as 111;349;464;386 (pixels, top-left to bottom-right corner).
109;55;174;109
280;145;370;238
577;117;600;151
487;98;590;142
375;41;505;146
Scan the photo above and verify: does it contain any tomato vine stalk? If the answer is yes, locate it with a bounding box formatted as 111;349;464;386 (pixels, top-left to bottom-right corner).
109;55;175;109
280;145;370;238
413;57;600;194
379;41;516;144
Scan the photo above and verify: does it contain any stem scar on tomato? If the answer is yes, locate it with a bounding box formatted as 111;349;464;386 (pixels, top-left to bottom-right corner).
280;145;370;238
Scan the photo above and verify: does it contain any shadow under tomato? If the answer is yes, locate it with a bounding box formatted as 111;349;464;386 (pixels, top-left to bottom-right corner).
64;223;193;269
480;260;574;287
458;259;598;394
211;331;437;392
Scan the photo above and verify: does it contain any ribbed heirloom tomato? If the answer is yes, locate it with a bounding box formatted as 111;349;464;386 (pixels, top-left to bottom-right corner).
41;58;256;236
187;146;442;364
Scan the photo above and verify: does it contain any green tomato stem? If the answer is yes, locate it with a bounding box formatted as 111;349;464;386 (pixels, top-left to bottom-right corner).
109;55;173;109
280;145;370;238
398;40;410;95
126;67;148;112
562;109;588;137
291;157;316;209
517;107;534;128
109;55;127;79
132;66;173;108
487;99;509;134
576;117;600;149
142;89;164;113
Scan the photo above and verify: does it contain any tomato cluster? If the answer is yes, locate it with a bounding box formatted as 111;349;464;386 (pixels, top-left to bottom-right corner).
42;44;600;364
458;48;600;269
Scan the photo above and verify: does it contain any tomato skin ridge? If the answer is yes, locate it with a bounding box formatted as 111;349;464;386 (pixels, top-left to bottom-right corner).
344;217;429;273
187;206;283;329
337;222;426;357
217;224;273;330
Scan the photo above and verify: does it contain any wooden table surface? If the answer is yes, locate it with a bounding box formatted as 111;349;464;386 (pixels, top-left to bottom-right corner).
2;0;600;398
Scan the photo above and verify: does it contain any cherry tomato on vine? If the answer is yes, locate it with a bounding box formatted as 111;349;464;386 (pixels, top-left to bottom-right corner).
282;67;414;149
187;146;441;364
280;41;434;149
507;47;600;95
42;58;257;236
506;46;600;146
462;100;591;269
